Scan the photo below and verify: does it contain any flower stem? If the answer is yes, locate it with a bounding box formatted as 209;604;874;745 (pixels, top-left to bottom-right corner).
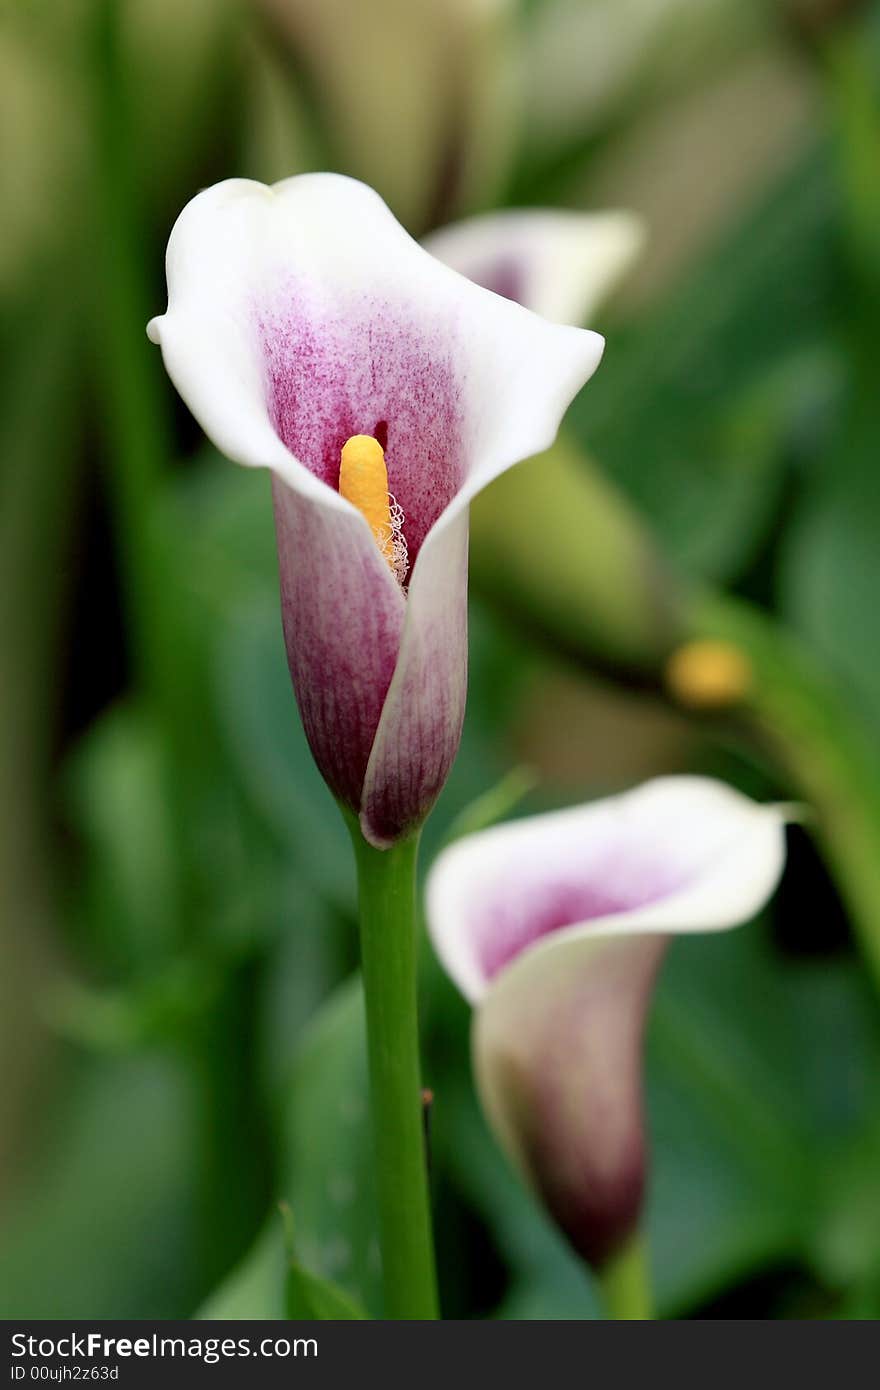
347;822;439;1319
596;1232;652;1320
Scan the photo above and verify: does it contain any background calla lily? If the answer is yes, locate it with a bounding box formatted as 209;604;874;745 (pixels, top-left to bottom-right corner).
424;205;667;684
148;174;603;846
254;0;519;232
423;207;644;325
426;776;789;1267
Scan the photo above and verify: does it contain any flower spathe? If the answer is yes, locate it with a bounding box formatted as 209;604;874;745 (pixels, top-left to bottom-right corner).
148;175;604;846
426;776;789;1266
423;207;644;326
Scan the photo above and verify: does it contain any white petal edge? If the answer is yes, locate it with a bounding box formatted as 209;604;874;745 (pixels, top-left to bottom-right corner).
423;208;645;325
425;775;790;1004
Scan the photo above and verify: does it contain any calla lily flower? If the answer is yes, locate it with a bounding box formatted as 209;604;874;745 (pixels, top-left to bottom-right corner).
424;207;644;326
148;174;603;846
426;776;788;1267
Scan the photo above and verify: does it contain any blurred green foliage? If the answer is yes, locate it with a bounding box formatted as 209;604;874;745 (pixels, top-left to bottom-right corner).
2;0;880;1322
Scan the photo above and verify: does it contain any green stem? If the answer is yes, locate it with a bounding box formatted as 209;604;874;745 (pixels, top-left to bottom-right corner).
90;0;174;700
596;1233;652;1320
823;27;880;306
346;822;439;1319
89;0;203;952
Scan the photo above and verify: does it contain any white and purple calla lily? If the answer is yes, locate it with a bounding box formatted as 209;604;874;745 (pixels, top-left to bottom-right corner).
426;776;789;1267
148;175;603;846
424;207;644;326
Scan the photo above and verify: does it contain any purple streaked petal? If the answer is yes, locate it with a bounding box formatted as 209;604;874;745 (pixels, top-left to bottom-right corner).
475;929;667;1268
361;508;469;846
271;475;405;811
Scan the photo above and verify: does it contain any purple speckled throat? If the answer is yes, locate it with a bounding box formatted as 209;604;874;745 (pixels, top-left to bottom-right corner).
260;285;467;571
259;282;472;842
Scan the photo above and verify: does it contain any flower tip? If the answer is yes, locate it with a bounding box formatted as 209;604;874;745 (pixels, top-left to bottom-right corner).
146;316;163;345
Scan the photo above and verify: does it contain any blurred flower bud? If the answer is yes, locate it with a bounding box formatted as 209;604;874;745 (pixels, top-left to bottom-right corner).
253;0;519;231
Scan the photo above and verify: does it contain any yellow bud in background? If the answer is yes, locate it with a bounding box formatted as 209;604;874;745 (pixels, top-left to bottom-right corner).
665;639;752;710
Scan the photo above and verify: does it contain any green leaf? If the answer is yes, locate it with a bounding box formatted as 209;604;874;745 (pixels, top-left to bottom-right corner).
0;1053;201;1319
648;921;880;1311
206;1202;367;1320
196;977;381;1320
570;149;838;582
62;704;179;972
282;1207;367;1323
442;765;537;845
780;391;880;730
168;453;279;616
196;1221;287;1321
214;596;354;914
286;1261;367;1319
278;977;382;1315
280;1196;365;1318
